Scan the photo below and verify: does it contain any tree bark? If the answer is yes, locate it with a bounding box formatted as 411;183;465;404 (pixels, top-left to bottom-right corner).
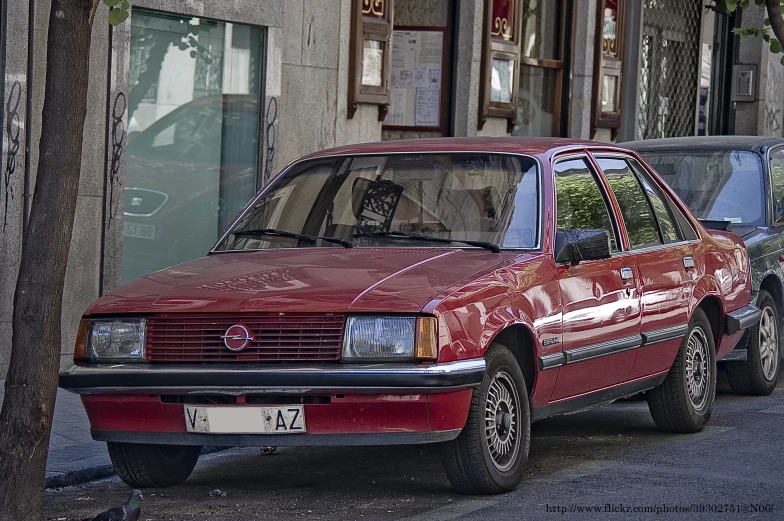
766;0;784;54
0;1;98;520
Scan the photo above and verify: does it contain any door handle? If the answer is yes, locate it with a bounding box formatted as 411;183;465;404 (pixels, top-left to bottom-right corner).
620;267;633;281
683;256;695;269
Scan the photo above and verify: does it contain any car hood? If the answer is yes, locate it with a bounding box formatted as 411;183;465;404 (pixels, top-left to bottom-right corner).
88;248;537;315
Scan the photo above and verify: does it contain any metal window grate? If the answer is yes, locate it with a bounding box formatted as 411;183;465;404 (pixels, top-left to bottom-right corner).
637;0;703;140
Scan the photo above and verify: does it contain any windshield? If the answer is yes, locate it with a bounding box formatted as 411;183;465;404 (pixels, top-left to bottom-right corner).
216;153;540;251
640;150;765;226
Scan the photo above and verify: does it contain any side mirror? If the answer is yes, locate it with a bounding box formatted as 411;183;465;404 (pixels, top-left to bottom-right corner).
555;229;612;265
776;196;784;223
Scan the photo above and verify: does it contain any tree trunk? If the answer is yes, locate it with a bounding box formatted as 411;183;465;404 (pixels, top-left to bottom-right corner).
767;0;784;56
0;1;98;520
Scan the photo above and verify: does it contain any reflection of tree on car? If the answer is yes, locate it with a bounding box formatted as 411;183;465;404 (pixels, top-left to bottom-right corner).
122;94;260;284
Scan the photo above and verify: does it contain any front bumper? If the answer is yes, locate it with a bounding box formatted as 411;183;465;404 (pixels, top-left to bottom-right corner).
58;359;485;395
60;360;484;446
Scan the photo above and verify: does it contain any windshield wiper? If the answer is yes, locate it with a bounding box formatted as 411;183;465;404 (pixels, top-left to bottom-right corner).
233;228;353;248
353;230;500;253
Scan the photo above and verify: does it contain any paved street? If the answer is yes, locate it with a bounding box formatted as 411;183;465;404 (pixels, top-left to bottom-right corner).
0;384;113;488
43;372;784;521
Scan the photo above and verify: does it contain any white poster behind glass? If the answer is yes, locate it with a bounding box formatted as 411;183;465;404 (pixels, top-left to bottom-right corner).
385;29;444;128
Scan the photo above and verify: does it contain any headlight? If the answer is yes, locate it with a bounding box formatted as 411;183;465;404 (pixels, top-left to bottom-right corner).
341;316;437;361
86;318;146;361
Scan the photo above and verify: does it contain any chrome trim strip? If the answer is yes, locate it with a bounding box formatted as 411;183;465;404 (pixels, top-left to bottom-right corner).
641;324;689;345
59;359;487;395
538;352;566;371
563;334;643;364
538;325;692;371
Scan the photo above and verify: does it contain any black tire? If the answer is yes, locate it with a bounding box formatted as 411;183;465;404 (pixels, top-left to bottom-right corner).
441;344;530;494
107;442;201;488
647;308;717;433
726;290;780;396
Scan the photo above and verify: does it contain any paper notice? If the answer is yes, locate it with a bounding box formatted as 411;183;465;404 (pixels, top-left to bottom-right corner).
362;43;383;87
413;67;427;88
396;68;412;88
415;88;440;126
418;32;443;67
387;88;406;126
427;68;441;90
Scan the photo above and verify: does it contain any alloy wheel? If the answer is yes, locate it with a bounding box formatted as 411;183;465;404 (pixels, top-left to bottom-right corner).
758;305;779;382
684;326;710;411
484;371;522;472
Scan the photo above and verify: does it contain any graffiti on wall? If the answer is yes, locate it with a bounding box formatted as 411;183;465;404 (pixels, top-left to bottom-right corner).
764;60;783;136
107;92;127;228
2;81;22;233
263;97;278;183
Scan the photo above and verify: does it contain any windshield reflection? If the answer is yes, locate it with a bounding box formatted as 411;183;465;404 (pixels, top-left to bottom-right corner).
216;154;540;251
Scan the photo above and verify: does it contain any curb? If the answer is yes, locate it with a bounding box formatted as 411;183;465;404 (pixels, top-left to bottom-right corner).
46;464;115;490
44;446;228;490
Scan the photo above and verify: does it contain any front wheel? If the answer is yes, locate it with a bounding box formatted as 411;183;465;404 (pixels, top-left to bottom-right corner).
441;344;530;494
726;290;780;396
647;308;717;433
107;442;201;488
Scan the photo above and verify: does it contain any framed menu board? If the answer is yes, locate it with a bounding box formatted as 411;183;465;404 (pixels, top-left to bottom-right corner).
383;27;448;131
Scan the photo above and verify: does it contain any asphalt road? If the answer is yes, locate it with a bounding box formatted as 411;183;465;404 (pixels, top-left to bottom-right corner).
45;371;784;521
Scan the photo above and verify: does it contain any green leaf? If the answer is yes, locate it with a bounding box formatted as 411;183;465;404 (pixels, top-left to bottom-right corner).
103;0;121;6
780;54;784;65
108;7;129;26
121;0;130;9
772;39;783;53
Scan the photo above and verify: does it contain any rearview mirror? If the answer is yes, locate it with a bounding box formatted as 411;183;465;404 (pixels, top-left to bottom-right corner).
555;230;611;265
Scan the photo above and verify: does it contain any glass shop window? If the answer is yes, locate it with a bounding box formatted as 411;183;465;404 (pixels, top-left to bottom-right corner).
122;9;264;284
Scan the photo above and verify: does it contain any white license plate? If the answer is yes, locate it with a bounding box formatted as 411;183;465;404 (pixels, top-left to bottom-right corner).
184;406;306;434
123;221;160;240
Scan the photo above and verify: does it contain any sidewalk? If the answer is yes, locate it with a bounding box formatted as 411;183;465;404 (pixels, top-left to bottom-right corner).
0;381;114;488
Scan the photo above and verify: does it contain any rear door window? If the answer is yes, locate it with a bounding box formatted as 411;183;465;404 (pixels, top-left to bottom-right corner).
597;157;662;249
628;159;681;243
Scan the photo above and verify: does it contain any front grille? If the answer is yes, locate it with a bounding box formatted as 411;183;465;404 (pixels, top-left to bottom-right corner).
146;313;345;363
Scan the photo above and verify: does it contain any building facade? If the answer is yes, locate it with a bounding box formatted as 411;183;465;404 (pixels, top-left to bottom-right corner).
0;0;782;376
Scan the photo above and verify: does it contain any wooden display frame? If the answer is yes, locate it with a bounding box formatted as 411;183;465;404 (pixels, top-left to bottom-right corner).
348;0;395;121
478;0;522;131
382;26;449;132
592;0;626;138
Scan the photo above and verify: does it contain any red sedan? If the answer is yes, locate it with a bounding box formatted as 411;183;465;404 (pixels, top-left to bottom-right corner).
60;138;759;494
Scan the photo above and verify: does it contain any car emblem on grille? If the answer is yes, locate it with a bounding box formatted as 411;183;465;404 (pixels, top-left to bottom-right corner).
221;324;254;351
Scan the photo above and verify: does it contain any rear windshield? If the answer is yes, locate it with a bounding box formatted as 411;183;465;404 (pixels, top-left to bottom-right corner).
216;153;540;251
640;150;765;226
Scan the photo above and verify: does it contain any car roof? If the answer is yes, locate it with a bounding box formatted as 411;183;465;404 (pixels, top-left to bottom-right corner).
297;137;628;161
622;135;784;153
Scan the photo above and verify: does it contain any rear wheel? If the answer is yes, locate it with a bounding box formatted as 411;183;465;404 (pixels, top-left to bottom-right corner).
647;308;716;433
107;442;201;488
441;344;530;494
726;290;780;396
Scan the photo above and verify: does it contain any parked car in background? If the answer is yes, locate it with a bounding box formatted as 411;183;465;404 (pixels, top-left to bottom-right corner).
626;137;784;396
60;138;758;494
